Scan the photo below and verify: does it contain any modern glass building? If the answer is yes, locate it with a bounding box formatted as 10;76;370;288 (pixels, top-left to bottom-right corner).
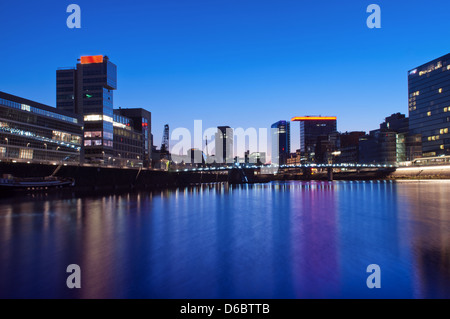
215;126;234;164
114;108;152;168
408;53;450;157
0;91;82;164
271;120;290;165
112;113;143;167
291;116;337;162
57;55;117;163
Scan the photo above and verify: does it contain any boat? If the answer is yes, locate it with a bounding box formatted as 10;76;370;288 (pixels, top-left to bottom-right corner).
0;174;75;192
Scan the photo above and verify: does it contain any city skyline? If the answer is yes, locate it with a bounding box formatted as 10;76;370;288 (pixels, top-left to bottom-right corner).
2;1;450;153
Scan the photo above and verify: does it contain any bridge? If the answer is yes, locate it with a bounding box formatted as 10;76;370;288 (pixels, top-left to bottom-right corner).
175;163;395;173
174;163;397;184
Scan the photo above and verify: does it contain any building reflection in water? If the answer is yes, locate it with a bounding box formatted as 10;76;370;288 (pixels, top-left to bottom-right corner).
396;181;450;298
0;181;449;298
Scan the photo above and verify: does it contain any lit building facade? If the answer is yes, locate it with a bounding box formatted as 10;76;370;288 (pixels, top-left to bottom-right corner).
112;113;143;167
271;120;290;165
408;53;450;157
114;108;152;167
57;55;117;163
0;91;82;164
291;116;337;163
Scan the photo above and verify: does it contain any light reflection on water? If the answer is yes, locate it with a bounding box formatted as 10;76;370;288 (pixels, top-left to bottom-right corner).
0;180;449;298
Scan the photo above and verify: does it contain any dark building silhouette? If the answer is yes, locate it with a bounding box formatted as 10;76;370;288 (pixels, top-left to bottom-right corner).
215;126;233;164
271;120;290;165
291;116;337;163
339;131;365;163
359;113;409;164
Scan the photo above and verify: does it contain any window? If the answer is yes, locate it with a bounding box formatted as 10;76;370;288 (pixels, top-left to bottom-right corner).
84;114;103;122
445;107;448;112
84;140;92;146
19;149;33;159
439;88;443;93
427;111;431;116
440;145;444;150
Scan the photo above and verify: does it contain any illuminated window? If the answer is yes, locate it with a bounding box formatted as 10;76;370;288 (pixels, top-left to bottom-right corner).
432;136;436;141
440;145;445;150
427;111;431;116
445;107;448;112
439;88;443;93
428;136;432;141
84;131;102;138
440;129;444;134
19;149;33;159
103;115;113;123
84;114;103;122
84;140;92;146
445;128;449;134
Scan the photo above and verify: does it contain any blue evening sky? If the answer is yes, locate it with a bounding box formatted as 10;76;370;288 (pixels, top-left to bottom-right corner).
1;0;450;154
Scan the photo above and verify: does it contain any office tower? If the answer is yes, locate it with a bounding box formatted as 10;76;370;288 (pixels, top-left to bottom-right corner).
215;126;233;164
271;120;290;165
57;55;117;163
408;53;450;157
291;116;337;162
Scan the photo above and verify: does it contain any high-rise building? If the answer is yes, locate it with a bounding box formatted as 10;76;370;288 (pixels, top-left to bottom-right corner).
271;120;290;165
291;116;337;162
408;53;450;157
215;126;233;164
57;55;117;163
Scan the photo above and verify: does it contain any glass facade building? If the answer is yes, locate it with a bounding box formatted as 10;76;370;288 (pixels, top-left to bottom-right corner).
112;113;143;167
271;120;290;165
114;108;152;168
408;53;450;157
0;91;82;164
57;55;117;163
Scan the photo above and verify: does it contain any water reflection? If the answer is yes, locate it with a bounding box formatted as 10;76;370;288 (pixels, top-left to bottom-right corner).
0;181;449;298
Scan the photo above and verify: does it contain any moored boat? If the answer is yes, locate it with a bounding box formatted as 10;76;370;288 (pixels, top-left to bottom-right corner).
0;174;74;192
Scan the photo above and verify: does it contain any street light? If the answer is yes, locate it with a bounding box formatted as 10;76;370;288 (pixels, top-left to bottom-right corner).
4;138;8;160
44;143;47;162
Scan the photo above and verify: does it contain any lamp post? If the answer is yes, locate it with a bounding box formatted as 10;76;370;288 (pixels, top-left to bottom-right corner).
44;143;47;162
5;137;8;160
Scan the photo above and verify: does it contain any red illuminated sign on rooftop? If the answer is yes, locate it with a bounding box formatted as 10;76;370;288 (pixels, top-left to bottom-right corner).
291;116;337;121
80;55;104;64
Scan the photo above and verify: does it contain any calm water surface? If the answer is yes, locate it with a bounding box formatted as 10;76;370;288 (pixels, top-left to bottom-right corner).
0;180;449;298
